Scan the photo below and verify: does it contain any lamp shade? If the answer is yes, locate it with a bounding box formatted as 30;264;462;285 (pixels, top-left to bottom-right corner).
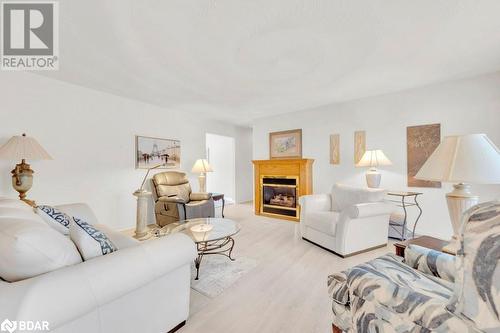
191;159;213;173
0;134;52;161
357;150;392;167
415;134;500;184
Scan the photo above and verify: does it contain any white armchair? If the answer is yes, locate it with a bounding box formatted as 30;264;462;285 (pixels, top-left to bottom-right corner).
299;184;392;257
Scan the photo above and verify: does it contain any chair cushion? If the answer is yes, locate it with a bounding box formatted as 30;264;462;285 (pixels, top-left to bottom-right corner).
305;211;339;236
70;217;117;261
0;216;82;282
347;254;463;331
155;183;191;202
331;184;386;212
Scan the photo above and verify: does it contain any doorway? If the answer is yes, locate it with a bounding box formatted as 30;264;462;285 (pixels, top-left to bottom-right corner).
205;133;236;204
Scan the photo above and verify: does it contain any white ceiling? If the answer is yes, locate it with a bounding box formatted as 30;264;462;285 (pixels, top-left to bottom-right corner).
40;0;500;125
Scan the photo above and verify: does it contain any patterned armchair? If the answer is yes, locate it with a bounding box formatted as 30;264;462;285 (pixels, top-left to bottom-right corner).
328;201;500;332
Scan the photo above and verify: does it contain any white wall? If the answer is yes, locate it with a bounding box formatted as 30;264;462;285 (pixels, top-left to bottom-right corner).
253;72;500;239
0;72;253;230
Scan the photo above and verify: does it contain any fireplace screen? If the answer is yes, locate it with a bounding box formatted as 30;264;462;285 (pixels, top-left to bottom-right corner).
261;176;298;218
263;186;296;208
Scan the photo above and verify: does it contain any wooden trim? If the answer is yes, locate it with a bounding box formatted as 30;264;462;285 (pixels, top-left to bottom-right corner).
167;321;186;333
332;323;343;333
302;238;387;258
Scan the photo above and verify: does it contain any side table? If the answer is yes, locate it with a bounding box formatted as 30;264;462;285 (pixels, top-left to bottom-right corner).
394;236;450;257
211;193;225;218
387;191;423;240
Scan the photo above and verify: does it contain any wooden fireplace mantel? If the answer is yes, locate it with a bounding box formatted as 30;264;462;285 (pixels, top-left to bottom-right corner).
252;159;314;221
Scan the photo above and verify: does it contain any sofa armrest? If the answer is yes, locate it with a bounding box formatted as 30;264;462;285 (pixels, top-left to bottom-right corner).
0;234;196;327
299;194;332;212
94;224;139;249
328;271;349;305
55;203;99;225
158;196;187;204
404;244;456;282
345;202;393;219
190;192;212;201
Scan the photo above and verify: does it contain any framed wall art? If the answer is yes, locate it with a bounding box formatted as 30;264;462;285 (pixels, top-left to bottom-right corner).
269;129;302;159
135;135;181;169
330;134;340;165
407;123;441;188
354;130;366;165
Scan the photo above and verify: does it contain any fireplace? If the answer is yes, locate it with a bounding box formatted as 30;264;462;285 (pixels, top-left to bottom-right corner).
253;159;314;221
261;176;298;218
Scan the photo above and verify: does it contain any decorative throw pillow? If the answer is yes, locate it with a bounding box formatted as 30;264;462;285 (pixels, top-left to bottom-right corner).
70;217;117;261
35;205;71;235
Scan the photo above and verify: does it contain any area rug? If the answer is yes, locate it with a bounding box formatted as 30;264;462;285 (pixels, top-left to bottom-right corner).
191;256;258;298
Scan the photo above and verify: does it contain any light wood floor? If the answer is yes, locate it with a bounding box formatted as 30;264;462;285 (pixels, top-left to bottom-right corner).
180;203;394;333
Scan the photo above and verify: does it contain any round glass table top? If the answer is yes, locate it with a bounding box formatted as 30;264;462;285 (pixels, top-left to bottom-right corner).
156;218;240;243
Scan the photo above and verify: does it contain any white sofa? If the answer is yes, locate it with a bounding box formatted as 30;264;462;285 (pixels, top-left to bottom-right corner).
0;198;196;333
299;184;393;257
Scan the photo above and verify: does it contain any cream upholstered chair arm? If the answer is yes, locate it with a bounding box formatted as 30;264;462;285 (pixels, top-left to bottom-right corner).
190;192;212;201
299;194;332;212
0;234;196;329
345;202;393;219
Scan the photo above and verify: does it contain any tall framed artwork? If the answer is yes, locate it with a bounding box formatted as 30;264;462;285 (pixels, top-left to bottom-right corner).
330;134;340;165
269;129;302;159
135;135;181;169
407;124;441;188
354;130;366;165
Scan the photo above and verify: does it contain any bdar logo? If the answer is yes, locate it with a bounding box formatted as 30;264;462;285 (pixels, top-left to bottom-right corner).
0;319;17;333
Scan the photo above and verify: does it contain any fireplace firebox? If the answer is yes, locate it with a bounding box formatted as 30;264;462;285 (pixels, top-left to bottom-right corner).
261;176;298;218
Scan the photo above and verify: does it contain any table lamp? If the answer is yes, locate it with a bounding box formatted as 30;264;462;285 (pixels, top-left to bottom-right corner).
191;159;213;192
415;134;500;253
357;150;392;188
0;133;52;206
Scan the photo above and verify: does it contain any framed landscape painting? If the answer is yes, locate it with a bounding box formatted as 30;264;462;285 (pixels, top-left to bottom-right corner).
269;129;302;159
135;135;181;169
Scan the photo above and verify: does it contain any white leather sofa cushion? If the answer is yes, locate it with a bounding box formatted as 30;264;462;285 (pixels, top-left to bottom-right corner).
305;211;339;236
0;216;82;282
331;184;386;211
0;198;34;211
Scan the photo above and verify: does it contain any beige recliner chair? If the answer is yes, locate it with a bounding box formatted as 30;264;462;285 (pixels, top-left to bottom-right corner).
152;171;215;226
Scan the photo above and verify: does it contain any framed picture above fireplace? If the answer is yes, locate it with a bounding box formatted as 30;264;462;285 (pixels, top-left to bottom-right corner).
269;129;302;159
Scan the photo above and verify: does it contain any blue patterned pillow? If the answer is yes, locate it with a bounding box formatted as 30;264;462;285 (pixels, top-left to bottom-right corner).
70;217;117;261
36;205;71;235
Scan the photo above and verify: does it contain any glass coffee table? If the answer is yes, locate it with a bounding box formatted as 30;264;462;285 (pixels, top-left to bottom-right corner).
155;218;240;280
